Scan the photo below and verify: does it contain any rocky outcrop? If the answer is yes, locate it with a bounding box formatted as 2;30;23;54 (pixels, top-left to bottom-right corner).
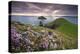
11;26;63;52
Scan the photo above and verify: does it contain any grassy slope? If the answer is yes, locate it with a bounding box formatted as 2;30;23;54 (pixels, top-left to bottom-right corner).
46;18;78;49
46;18;78;38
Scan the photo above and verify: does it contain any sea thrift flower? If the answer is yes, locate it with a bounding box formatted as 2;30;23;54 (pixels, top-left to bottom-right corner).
11;27;21;47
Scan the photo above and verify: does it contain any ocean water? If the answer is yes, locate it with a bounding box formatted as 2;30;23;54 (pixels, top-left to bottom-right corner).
11;15;78;25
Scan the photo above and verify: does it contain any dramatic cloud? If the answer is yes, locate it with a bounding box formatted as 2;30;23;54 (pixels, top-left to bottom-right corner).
10;1;78;16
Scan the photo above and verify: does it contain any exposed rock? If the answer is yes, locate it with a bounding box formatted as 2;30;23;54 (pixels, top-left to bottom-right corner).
11;26;62;52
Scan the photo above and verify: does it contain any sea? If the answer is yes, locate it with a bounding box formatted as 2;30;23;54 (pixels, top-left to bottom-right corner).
11;15;78;26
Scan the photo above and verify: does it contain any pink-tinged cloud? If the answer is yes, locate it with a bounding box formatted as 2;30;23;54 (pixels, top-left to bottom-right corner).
10;1;78;16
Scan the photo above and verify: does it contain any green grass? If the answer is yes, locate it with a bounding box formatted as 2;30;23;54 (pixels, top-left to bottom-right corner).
46;18;78;49
46;18;78;38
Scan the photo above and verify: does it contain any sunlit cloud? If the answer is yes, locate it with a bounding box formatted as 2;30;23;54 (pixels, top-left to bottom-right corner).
44;9;50;12
52;10;60;14
10;13;49;16
26;3;41;10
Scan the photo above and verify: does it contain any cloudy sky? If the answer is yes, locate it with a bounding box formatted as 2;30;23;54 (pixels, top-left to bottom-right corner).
10;1;78;16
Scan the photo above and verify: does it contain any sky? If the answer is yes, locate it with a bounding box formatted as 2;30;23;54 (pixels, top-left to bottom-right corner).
10;1;78;16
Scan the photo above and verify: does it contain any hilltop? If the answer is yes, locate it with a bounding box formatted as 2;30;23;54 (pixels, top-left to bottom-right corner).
45;18;78;38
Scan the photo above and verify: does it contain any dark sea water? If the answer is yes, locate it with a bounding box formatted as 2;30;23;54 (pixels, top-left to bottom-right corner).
11;15;78;25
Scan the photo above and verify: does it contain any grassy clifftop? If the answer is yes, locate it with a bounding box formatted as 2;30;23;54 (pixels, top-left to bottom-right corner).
46;18;78;38
46;18;78;49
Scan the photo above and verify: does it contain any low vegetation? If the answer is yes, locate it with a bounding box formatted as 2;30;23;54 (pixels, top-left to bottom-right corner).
10;18;78;52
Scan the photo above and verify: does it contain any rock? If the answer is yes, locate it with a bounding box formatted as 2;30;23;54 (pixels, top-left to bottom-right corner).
25;39;31;44
16;33;22;39
52;39;57;42
27;26;32;31
21;31;28;39
48;35;53;39
49;41;58;49
53;43;58;49
33;32;41;37
49;42;54;49
53;32;58;36
11;25;62;51
38;37;49;50
41;30;45;33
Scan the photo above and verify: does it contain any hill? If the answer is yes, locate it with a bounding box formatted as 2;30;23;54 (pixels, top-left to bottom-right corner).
46;18;78;38
45;18;78;49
